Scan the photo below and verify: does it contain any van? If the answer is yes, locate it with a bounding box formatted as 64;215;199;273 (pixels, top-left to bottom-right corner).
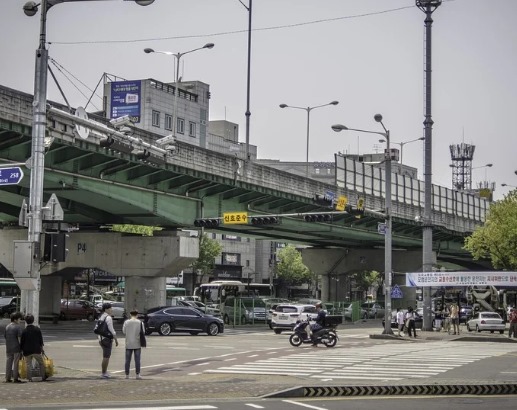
223;297;266;325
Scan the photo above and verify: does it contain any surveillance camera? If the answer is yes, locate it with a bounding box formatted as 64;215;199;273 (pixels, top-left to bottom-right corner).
155;135;176;146
414;215;422;222
109;115;133;128
164;144;177;152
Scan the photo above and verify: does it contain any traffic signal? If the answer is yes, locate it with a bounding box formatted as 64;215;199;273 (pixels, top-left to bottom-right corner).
304;214;332;222
250;216;279;225
194;218;220;228
346;204;364;218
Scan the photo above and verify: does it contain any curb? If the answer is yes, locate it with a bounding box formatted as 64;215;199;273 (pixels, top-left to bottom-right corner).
265;383;517;398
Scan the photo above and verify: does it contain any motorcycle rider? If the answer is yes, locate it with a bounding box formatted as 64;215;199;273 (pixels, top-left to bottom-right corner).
310;303;327;346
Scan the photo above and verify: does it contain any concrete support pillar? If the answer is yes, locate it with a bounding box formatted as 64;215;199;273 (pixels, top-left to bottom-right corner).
320;274;330;302
125;276;166;313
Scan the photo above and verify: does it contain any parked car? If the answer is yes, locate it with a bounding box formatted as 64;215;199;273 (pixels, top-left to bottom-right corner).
361;302;385;319
143;306;224;336
271;304;317;334
459;305;473;324
60;299;99;321
0;296;19;319
223;297;266;324
109;301;127;322
343;303;368;320
466;311;505;334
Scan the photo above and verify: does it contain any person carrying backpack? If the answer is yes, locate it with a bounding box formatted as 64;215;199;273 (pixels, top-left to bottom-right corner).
97;303;118;379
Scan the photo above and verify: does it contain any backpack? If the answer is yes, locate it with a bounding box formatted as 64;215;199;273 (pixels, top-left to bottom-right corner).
93;315;112;338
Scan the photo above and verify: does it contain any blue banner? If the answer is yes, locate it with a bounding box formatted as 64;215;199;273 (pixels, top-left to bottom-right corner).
110;80;141;123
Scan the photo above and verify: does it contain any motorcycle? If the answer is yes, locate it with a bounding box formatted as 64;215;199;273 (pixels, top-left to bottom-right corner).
289;318;338;348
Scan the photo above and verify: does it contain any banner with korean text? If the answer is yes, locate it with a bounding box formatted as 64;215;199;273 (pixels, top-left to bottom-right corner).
406;271;517;287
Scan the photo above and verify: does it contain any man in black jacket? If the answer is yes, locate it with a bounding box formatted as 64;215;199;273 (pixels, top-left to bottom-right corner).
20;314;46;382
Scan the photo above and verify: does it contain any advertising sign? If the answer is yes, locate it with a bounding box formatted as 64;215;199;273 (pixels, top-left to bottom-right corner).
406;271;517;287
110;80;141;123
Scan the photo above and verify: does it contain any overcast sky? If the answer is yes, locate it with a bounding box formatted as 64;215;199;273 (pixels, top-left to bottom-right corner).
2;0;516;200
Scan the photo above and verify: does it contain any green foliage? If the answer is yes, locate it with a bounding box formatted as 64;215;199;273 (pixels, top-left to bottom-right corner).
275;245;312;287
190;233;223;282
351;270;382;298
110;224;163;236
464;190;517;270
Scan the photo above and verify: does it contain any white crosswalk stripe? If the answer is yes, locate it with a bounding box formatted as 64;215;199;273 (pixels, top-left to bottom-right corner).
205;341;517;381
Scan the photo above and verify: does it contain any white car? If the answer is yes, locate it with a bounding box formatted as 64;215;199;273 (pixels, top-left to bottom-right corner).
466;311;506;334
271;304;317;334
110;301;127;322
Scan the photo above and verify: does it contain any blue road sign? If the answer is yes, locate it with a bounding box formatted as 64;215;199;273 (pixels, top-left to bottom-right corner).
391;284;403;299
0;167;24;185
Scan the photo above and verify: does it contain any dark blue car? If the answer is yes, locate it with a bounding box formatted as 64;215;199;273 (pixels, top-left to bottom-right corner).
143;306;224;336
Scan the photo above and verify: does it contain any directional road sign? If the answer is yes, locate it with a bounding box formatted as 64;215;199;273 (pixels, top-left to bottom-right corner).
0;166;24;185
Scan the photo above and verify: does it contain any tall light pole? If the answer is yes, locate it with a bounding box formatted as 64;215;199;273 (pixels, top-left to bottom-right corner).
238;0;253;167
144;43;215;139
417;0;441;331
279;101;339;178
332;113;394;336
22;0;154;323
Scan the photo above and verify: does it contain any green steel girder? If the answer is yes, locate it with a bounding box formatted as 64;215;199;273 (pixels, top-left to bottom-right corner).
0;111;473;258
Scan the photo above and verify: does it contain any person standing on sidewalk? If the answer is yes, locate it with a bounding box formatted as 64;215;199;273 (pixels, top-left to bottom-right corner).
405;307;417;338
122;309;145;379
20;314;46;382
508;308;517;338
450;304;460;335
4;312;24;383
98;303;118;379
396;308;405;336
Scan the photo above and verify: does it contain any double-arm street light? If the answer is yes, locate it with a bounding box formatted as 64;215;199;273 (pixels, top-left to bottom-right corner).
332;114;394;335
378;136;424;175
144;43;214;139
279;100;339;178
22;0;155;322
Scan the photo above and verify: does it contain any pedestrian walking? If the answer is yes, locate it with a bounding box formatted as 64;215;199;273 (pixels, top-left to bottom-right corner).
20;314;46;382
508;308;517;338
405;307;417;338
396;308;405;336
122;309;145;379
97;303;118;379
450;304;460;335
4;312;24;383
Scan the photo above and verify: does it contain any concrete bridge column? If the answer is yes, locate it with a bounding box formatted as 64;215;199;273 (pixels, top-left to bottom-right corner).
125;276;167;313
320;274;330;302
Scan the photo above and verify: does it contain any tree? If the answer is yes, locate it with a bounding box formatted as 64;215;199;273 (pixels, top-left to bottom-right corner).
351;270;382;300
464;190;517;270
275;245;312;297
110;224;162;236
190;233;223;284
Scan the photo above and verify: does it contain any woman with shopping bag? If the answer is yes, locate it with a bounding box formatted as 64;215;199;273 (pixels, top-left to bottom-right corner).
20;314;47;382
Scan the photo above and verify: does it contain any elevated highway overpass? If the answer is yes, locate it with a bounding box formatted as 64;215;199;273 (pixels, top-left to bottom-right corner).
0;84;491;312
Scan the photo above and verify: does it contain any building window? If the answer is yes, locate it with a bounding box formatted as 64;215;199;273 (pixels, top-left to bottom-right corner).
222;252;240;266
177;118;185;134
165;114;172;131
152;110;160;128
189;121;196;137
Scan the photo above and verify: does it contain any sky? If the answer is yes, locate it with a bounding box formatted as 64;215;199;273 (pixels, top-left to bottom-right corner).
1;0;516;200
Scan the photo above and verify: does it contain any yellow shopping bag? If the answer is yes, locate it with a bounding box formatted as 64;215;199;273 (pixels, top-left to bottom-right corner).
18;357;27;379
43;353;55;377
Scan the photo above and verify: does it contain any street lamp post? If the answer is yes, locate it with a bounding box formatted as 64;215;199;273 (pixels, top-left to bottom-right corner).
144;43;214;139
331;114;394;335
279;101;339;178
22;0;154;323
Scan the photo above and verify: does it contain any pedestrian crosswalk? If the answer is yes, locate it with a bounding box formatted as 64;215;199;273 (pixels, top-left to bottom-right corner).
205;341;517;381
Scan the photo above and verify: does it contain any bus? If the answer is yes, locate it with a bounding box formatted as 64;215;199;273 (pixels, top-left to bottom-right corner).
193;280;272;307
0;278;20;297
166;285;187;299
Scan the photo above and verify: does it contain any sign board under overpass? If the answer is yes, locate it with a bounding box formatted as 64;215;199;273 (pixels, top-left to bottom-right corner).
406;271;517;287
